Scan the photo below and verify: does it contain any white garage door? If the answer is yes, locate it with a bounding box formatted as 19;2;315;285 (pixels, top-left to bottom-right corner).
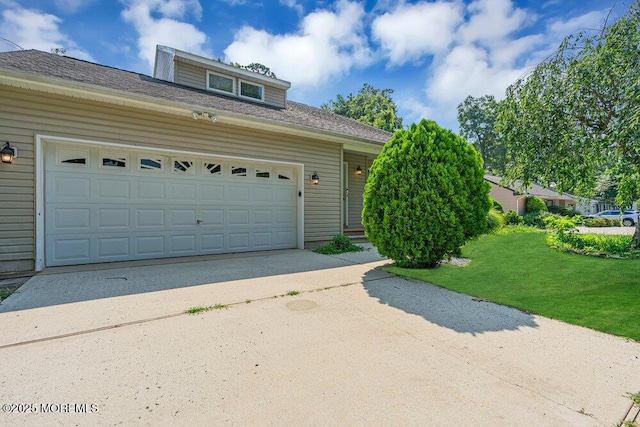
44;142;299;267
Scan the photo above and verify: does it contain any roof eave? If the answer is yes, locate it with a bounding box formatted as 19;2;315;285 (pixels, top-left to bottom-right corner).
0;69;385;153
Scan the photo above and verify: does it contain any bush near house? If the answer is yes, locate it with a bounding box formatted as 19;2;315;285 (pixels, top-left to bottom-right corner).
525;196;548;213
313;235;364;255
362;119;490;268
490;197;504;212
486;209;505;232
503;209;522;225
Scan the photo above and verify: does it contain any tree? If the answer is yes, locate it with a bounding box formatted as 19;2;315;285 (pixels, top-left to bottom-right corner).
497;1;640;247
457;95;505;173
362;119;490;268
322;83;403;132
230;62;277;78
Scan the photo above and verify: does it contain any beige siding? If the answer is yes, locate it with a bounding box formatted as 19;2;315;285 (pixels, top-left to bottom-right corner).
0;86;342;272
175;60;287;108
343;152;376;229
488;183;526;215
175;61;206;89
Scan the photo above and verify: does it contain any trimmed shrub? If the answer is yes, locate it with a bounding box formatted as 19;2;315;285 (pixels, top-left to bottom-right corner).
490;197;504;213
486;209;505;232
543;214;578;231
525;196;548;213
547;205;574;216
547;230;637;257
581;217;622;227
362;120;490;268
503;209;522;225
523;211;546;228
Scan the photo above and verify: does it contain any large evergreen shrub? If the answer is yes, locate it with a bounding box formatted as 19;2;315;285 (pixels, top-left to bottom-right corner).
362;120;491;268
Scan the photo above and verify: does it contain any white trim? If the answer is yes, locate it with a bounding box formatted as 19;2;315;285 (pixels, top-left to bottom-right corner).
343;161;349;228
35;136;45;271
238;79;264;102
34;134;305;270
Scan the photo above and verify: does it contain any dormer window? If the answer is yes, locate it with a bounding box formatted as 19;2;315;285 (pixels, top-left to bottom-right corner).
207;71;234;95
239;80;264;102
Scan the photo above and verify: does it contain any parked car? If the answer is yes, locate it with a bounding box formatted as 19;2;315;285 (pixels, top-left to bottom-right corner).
584;210;639;226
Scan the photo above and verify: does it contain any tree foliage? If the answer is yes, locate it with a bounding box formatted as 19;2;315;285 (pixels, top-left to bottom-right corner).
229;62;277;78
362;120;490;268
497;1;640;246
322;83;403;132
457;95;505;173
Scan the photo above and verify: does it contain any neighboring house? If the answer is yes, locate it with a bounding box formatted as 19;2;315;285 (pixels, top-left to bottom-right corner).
574;197;638;215
484;175;576;215
0;46;391;273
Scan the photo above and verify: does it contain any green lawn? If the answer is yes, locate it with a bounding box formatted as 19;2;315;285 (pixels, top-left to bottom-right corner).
385;231;640;341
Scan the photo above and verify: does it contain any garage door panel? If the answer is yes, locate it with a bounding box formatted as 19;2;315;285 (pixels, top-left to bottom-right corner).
201;234;224;251
97;209;130;228
136;236;165;256
98;179;130;199
227;185;250;202
137;181;165;200
170;235;196;253
137;209;165;227
201;210;224;226
169;182;196;201
228;210;249;226
97;237;130;257
53;208;91;230
52;238;90;261
53;176;91;198
228;233;249;250
45;142;299;266
170;210;196;226
201;185;224;202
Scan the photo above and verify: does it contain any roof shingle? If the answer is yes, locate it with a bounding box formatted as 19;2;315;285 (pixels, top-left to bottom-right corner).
0;50;393;144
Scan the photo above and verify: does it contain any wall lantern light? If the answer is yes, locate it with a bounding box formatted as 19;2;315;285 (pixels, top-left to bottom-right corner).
311;172;319;185
1;142;17;164
355;165;362;175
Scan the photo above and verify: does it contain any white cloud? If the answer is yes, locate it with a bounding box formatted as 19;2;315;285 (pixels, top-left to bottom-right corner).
0;6;93;60
121;0;209;71
459;0;531;45
371;1;464;66
224;0;372;88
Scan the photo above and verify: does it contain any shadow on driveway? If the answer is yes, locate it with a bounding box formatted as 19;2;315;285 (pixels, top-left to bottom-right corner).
362;268;538;335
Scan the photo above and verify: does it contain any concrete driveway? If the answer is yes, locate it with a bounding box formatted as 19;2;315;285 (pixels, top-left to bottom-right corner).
0;245;638;426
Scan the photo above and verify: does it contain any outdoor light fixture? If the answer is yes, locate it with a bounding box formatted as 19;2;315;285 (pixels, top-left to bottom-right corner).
192;111;217;123
311;172;319;185
1;142;17;164
355;165;362;175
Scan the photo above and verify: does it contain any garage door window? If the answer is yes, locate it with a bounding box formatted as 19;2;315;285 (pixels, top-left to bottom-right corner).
172;159;194;175
204;162;223;176
231;166;247;177
256;168;270;179
57;148;89;167
140;157;163;171
101;154;127;169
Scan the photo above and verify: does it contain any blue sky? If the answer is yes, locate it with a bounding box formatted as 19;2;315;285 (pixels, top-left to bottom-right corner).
0;0;623;131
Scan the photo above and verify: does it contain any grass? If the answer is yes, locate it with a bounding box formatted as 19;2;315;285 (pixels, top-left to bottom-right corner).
385;230;640;341
0;288;13;302
185;303;228;314
313;234;364;255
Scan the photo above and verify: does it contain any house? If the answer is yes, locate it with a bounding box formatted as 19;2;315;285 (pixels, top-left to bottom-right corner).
0;46;391;273
484;175;575;215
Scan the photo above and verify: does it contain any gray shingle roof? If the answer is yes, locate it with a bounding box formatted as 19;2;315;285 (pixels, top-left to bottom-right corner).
0;50;393;144
485;174;575;200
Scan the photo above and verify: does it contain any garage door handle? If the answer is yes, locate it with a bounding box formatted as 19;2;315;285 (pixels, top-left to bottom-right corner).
196;219;202;224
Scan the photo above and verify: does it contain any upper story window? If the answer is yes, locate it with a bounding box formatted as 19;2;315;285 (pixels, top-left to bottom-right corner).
207;71;234;95
239;80;264;102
